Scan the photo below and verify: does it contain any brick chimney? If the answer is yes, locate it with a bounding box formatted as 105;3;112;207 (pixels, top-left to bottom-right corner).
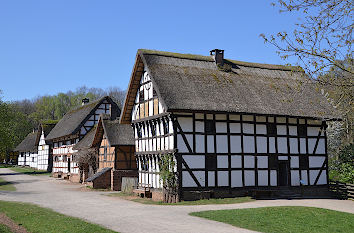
210;49;224;66
82;98;89;106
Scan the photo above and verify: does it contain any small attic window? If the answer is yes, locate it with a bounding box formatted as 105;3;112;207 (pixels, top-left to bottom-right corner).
205;120;215;134
136;125;142;138
267;123;277;136
163;119;169;135
139;89;144;102
153;89;157;98
298;125;307;137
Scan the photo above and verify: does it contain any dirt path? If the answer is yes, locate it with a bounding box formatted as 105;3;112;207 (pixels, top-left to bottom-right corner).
0;168;353;233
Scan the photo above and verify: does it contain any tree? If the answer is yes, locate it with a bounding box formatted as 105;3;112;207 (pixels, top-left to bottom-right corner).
261;0;353;78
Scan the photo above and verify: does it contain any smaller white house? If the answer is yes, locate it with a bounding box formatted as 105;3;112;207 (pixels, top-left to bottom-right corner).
14;121;57;171
14;131;39;168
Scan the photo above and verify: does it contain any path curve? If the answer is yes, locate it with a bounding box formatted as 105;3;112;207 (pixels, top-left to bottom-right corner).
1;168;353;233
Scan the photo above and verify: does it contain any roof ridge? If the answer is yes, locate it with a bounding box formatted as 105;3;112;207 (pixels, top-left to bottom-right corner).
138;49;303;72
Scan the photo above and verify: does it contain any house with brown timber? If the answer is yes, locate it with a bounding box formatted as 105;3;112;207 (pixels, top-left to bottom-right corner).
120;49;341;201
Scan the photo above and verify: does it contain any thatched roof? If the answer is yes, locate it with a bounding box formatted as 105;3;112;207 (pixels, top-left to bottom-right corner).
121;49;341;123
14;131;39;153
46;96;120;140
72;126;97;150
101;119;135;146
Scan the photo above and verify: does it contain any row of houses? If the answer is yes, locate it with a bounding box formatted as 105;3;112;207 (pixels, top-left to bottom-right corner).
13;49;341;201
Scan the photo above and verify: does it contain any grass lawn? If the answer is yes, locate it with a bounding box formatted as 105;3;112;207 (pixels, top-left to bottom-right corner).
190;206;354;233
0;201;116;233
10;167;50;176
0;224;12;233
0;177;16;191
107;192;254;205
0;165;14;168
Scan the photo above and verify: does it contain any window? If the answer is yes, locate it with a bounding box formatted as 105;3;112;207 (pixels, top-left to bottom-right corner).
151;123;156;137
298;125;307;137
32;158;34;162
267;123;277;136
103;147;107;161
136;125;142;138
63;155;67;162
206;155;217;170
269;155;278;169
54;142;58;148
299;156;309;169
142;159;149;171
205;120;215;134
153;89;157;98
54;156;58;162
139;89;144;102
163;119;169;134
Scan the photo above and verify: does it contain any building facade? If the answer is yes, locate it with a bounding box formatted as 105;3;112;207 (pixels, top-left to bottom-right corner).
120;49;340;201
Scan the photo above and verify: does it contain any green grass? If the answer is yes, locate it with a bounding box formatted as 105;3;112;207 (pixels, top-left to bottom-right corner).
107;192;254;205
190;206;354;233
0;177;16;191
0;201;116;233
0;164;14;168
10;167;50;176
0;224;12;233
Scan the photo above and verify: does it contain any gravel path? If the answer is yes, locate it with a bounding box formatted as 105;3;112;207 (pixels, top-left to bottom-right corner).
0;168;353;233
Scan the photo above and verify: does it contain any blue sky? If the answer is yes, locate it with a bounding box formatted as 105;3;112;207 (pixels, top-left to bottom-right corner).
0;1;301;101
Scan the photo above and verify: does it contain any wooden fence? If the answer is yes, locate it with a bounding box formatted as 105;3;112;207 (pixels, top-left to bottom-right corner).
329;181;354;200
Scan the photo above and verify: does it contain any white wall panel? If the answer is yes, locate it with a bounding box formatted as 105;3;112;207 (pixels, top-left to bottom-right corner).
316;139;326;154
300;138;306;154
289;126;297;135
230;123;241;133
216;136;228;153
290;156;299;168
178;118;193;132
231;170;242;187
195;121;204;132
310;170;320;185
218;171;228;186
230;136;241;153
278;137;287;153
208;171;215;186
229;115;240;120
243;136;255;153
244;171;255;186
257;156;268;168
308;139;317;154
258;170;268;186
216;122;227;133
309;156;325;168
244;156;255;168
207;136;214;153
256;124;267;134
231;155;242;168
270;170;277;186
269;137;276;153
301;170;308;185
243;124;254;134
317;171;327;185
195;135;205;153
217;155;228;168
289;138;299;153
256;137;267;153
182;155;205;169
215;114;227;120
291;170;300;186
277;125;287;135
177;134;193;153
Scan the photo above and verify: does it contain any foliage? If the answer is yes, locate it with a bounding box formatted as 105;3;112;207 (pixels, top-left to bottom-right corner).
158;154;177;190
74;148;98;177
329;143;354;183
0;97;33;163
0;200;115;233
190;206;354;233
261;0;353;77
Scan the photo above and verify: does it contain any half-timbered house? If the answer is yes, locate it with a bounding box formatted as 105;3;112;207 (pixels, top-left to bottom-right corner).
75;114;137;190
37;121;57;171
15;131;39;167
120;49;341;201
46;96;120;182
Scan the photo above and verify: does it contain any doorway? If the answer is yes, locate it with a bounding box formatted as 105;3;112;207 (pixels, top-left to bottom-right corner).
278;161;289;186
68;158;71;173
